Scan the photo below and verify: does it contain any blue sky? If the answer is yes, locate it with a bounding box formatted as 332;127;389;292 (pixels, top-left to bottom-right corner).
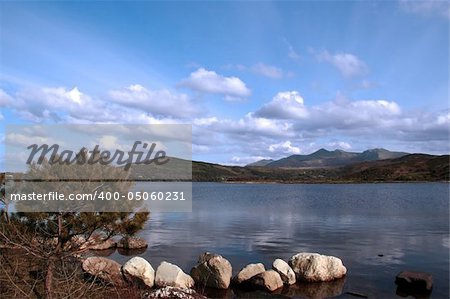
1;1;449;165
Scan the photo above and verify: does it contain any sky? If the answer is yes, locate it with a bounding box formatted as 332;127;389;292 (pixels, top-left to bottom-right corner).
0;1;449;166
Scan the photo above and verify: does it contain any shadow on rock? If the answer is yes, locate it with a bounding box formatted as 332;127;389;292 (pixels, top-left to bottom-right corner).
207;278;345;299
280;277;346;299
396;286;432;299
199;287;234;299
233;289;289;298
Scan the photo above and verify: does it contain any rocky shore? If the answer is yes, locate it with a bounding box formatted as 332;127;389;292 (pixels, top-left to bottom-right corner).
80;250;434;299
81;251;350;298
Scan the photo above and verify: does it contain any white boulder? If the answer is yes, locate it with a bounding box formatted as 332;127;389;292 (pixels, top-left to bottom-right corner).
233;263;265;284
155;261;194;289
122;256;155;288
272;258;296;285
249;270;284;292
190;252;232;289
288;252;346;282
82;257;124;286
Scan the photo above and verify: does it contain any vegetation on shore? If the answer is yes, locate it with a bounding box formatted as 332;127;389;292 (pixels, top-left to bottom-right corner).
189;154;449;183
0;153;150;298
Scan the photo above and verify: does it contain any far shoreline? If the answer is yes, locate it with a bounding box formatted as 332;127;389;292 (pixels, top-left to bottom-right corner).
197;180;450;184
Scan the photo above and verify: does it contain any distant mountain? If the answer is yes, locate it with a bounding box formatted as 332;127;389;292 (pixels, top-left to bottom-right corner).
188;153;449;182
5;152;447;184
353;148;409;162
188;153;448;183
246;159;274;167
251;148;409;168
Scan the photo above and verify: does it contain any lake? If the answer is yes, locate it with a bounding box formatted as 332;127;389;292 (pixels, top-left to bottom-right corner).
110;183;449;298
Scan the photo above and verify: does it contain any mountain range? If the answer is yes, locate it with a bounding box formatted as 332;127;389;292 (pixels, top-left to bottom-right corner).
191;153;449;182
247;148;409;168
5;149;448;184
127;148;449;182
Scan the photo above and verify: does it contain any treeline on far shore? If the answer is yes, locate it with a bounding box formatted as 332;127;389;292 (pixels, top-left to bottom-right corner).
2;153;449;184
188;154;449;183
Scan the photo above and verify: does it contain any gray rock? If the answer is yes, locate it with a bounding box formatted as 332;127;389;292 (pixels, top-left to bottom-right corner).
155;261;194;289
233;263;265;284
89;238;116;250
190;252;232;289
117;236;148;249
288;252;346;282
272;258;296;285
122;256;155;288
395;271;433;291
82;257;124;286
248;270;283;292
77;235;116;251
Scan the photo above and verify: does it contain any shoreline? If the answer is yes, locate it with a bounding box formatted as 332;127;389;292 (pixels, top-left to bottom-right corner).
203;180;450;184
1;247;433;299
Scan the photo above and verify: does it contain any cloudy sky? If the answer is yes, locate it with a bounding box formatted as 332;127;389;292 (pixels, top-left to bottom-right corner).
0;1;449;165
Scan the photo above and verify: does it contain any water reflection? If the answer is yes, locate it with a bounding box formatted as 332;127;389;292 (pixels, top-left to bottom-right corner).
396;286;431;299
107;183;449;298
201;279;345;299
280;279;345;298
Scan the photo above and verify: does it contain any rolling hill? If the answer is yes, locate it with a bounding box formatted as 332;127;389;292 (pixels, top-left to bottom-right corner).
189;154;448;183
246;159;274;167
250;148;409;168
341;154;449;182
5;153;448;183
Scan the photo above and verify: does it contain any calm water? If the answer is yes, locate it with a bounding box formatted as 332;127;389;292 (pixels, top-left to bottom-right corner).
110;183;449;298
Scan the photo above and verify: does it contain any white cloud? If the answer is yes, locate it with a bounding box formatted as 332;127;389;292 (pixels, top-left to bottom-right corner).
230;155;273;166
193;117;219;126
254;91;308;119
358;79;377;89
352;100;401;114
328;141;352;150
316;50;368;77
41;87;88;105
179;68;251;98
226;62;287;79
0;89;13;106
195;113;294;144
97;135;125;151
269;141;301;155
399;0;450;19
284;40;301;62
288;45;301;61
303;99;402;130
199;93;449;162
251;63;283;79
11;86;103;122
190;90;449;161
109;84;197;118
3;85;196;124
232;114;293;138
5;133;53;147
193;144;210;154
2;81;449;165
437;110;450;125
